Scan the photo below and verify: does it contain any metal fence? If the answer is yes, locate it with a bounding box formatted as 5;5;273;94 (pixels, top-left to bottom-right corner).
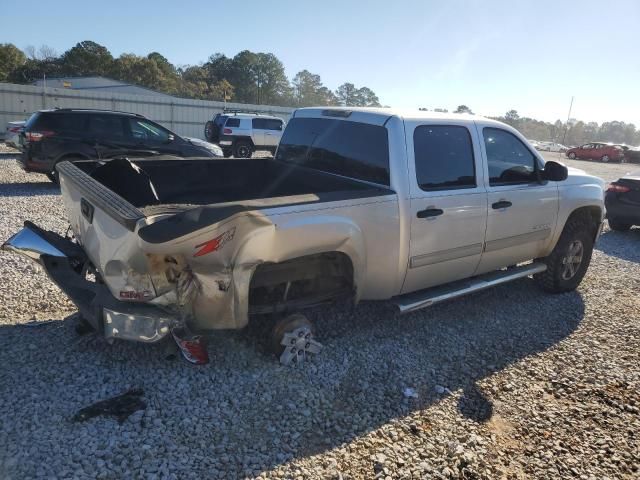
0;82;294;140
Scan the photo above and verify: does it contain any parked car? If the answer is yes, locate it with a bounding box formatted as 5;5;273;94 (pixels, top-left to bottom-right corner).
3;108;605;365
4;120;25;149
605;171;640;231
619;145;640;163
204;112;284;158
20;108;223;182
537;141;568;153
566;142;625;163
528;139;542;150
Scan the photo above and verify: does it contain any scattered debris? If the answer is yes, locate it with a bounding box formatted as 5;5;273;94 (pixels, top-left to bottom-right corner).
72;388;146;423
171;327;209;364
403;387;419;399
434;385;452;395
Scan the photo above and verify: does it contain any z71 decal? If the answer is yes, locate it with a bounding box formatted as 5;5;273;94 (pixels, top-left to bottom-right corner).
193;227;236;257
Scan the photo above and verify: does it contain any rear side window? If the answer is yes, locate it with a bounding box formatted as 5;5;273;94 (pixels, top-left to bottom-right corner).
28;113;88;133
225;118;240;128
276;117;390;185
87;115;126;139
253;118;283;130
26;113;56;130
414;125;476;191
55;113;88;133
483;128;537;185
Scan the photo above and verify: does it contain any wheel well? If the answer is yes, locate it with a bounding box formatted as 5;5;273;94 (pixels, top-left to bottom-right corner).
565;206;602;238
248;252;354;314
233;137;254;148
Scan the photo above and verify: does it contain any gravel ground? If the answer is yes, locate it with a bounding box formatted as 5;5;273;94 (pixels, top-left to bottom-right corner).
0;146;638;479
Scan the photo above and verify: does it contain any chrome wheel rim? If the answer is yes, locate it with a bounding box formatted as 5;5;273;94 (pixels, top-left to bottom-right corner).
238;146;250;157
561;240;584;280
279;326;322;365
602;155;609;163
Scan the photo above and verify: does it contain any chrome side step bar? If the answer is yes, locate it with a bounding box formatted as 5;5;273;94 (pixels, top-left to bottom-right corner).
394;262;547;314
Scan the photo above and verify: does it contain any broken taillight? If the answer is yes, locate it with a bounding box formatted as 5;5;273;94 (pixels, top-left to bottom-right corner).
606;183;630;193
26;130;55;142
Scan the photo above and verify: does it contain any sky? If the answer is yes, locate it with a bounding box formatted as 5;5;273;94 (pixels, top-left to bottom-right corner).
2;0;639;124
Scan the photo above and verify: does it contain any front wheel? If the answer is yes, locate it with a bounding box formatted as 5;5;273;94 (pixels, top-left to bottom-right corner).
568;152;576;159
601;155;610;163
535;215;594;293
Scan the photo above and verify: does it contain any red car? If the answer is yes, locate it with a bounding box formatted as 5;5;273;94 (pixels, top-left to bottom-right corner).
566;142;625;163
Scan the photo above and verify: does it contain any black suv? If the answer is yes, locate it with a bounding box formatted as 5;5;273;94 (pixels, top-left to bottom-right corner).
20;109;222;182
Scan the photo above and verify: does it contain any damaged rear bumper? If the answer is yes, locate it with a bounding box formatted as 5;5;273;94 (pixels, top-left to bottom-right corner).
2;222;174;343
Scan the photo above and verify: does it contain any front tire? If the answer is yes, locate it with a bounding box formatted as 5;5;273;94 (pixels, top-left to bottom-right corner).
568;152;576;159
601;155;610;163
608;218;631;231
535;214;594;293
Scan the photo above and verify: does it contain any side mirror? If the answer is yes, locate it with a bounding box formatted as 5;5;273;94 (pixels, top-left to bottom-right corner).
541;160;568;182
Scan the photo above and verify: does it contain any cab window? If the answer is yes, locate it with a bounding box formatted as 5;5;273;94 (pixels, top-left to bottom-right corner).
414;125;476;191
483;128;538;186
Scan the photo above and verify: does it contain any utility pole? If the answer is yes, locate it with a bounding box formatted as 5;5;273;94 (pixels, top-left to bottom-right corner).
562;96;574;145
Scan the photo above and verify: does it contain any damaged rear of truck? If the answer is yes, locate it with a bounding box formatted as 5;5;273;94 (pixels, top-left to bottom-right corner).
3;111;403;361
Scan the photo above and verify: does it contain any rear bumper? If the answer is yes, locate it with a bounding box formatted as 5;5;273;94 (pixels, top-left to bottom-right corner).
2;222;174;343
18;151;53;173
605;194;640;224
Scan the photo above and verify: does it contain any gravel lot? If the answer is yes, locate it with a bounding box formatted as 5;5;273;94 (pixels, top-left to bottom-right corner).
0;146;638;479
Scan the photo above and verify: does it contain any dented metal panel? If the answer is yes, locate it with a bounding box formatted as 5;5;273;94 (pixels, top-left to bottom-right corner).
60;162;401;332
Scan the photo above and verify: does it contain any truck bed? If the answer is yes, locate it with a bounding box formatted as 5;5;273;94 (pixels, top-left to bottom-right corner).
58;157;392;242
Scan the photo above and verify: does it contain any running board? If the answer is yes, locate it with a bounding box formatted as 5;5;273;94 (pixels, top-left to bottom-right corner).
394;262;547;314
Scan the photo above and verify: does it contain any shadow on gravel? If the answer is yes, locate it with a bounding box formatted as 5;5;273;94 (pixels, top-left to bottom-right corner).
0;277;584;478
0;182;59;196
595;228;640;263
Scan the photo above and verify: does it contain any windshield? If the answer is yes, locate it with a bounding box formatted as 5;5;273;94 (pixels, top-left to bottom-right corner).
275;117;390;186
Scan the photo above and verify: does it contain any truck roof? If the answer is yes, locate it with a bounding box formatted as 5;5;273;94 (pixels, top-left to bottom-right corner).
294;106;492;127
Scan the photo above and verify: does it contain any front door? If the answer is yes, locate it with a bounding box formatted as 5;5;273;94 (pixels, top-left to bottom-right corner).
263;119;283;147
401;122;488;294
474;125;559;274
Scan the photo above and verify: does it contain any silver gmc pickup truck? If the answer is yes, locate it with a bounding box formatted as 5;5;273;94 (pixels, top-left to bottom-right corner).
3;107;605;364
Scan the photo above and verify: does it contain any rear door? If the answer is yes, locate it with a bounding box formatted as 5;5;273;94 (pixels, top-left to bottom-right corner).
401;122;488;294
251;118;267;146
474;125;558;274
87;114;129;156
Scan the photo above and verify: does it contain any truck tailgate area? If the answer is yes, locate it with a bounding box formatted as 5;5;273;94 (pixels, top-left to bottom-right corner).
56;157;399;332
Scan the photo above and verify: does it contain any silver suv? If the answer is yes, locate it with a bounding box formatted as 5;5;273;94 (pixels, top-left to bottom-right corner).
204;112;285;158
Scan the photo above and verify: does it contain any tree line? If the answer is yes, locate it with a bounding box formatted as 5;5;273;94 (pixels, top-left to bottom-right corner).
1;42;637;146
428;106;640;147
0;41;381;108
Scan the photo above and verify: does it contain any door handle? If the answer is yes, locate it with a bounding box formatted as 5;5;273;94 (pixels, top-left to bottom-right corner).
417;208;444;218
492;200;512;210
